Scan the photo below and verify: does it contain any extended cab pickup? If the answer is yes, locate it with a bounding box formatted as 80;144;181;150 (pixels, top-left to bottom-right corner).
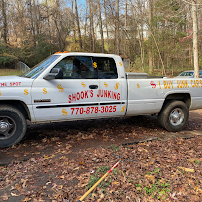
0;52;201;147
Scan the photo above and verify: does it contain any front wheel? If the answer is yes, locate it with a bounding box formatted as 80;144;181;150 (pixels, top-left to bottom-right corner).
0;105;27;148
158;101;189;132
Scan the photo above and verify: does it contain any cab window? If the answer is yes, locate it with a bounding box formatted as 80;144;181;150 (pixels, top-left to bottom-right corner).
94;57;118;79
53;56;97;79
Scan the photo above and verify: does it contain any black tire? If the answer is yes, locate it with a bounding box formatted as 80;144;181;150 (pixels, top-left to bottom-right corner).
0;105;27;148
158;101;189;132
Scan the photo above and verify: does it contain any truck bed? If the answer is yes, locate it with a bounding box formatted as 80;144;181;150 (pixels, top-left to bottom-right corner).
126;72;167;79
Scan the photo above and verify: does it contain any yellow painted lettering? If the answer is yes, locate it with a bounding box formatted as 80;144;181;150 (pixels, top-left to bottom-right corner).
163;81;167;89
200;80;202;87
159;81;161;89
184;80;189;88
177;80;180;88
196;80;199;87
170;80;173;89
164;80;173;89
191;80;195;87
193;80;199;88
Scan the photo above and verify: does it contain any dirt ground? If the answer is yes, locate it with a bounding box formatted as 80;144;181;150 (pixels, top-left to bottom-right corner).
0;110;202;202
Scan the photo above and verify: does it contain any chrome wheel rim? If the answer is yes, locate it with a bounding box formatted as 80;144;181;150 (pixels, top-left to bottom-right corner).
0;116;16;140
169;108;184;126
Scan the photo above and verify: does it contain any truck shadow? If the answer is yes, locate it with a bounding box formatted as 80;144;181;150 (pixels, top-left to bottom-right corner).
0;113;199;166
24;115;161;142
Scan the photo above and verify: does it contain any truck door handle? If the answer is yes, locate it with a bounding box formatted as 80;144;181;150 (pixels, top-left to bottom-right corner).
89;85;98;89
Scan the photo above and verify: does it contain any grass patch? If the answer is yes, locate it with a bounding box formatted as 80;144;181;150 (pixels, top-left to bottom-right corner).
87;166;118;194
132;168;171;200
0;69;22;76
195;160;200;164
144;180;170;200
107;144;119;151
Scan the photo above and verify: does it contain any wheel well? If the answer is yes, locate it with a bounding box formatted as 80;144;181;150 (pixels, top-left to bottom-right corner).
161;93;191;111
0;100;31;120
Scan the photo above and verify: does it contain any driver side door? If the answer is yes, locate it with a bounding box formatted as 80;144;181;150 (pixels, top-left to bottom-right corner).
31;56;100;122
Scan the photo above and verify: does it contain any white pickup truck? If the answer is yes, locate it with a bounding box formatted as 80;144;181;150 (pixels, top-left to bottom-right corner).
0;52;201;147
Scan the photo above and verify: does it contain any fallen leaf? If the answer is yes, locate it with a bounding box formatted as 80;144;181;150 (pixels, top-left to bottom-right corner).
1;193;9;200
43;155;49;159
11;192;19;196
22;197;32;202
194;186;202;193
136;187;142;191
22;179;27;188
145;174;155;182
112;181;119;185
60;175;65;179
178;167;195;172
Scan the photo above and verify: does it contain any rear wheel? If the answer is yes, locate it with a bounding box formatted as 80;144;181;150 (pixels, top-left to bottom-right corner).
158;101;189;132
0;105;27;148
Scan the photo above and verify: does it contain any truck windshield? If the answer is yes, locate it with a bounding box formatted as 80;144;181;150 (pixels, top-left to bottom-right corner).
20;55;61;79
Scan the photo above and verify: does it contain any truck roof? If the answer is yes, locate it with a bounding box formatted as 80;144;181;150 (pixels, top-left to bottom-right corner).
54;52;120;58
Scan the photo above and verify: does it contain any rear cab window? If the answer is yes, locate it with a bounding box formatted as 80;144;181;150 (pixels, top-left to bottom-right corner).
93;57;118;79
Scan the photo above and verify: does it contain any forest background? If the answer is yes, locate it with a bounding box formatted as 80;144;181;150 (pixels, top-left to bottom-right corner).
0;0;202;76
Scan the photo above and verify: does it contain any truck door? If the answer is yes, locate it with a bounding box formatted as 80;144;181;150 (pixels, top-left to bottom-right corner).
93;56;126;117
32;56;100;122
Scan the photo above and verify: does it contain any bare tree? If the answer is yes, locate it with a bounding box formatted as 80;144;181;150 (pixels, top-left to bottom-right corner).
97;0;104;53
192;0;199;78
1;0;8;43
123;0;127;55
74;0;83;49
33;0;39;35
103;0;110;53
148;0;153;72
115;0;119;54
89;0;95;52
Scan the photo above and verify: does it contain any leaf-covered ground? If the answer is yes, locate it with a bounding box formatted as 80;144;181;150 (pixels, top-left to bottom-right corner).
0;110;202;202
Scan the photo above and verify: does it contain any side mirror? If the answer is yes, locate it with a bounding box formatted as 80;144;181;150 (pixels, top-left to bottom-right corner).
44;68;63;80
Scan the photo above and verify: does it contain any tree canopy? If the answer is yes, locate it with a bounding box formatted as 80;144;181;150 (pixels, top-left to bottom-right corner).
0;0;201;76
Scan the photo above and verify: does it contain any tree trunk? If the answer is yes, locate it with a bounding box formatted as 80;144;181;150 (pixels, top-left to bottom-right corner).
97;0;104;53
89;0;95;52
148;0;153;72
74;0;82;50
192;0;199;78
123;0;127;55
46;0;52;54
115;0;119;55
28;0;36;48
103;0;110;53
85;1;88;36
33;0;39;35
72;0;76;44
1;0;8;43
